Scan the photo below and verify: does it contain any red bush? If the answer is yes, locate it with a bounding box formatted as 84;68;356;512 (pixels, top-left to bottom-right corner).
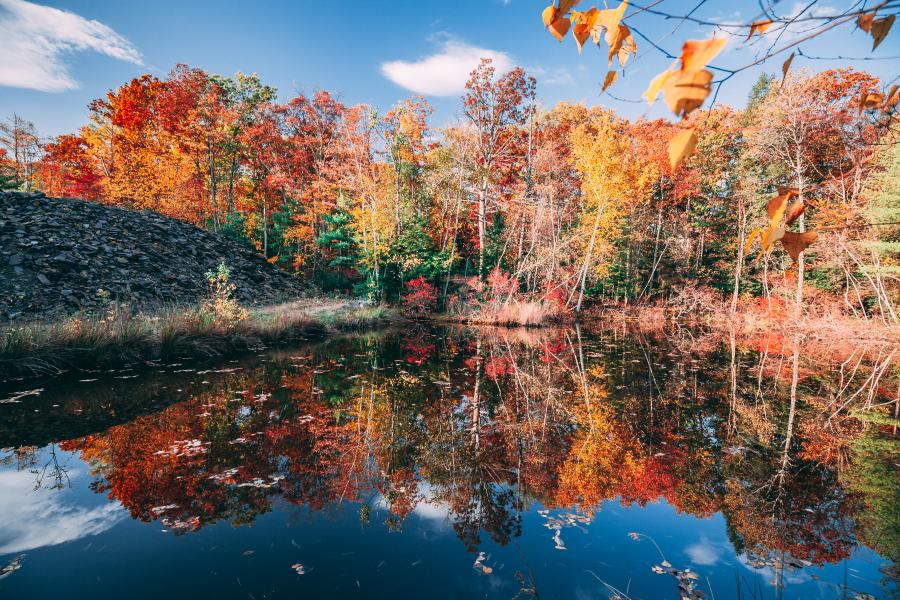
402;276;438;317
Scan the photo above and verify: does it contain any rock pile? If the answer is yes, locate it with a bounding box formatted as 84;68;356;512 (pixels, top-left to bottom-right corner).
1;192;309;322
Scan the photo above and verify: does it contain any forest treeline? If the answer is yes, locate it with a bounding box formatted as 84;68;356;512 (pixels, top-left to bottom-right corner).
1;61;897;321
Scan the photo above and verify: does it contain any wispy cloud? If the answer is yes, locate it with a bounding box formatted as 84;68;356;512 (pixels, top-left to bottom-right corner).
0;0;142;92
381;36;513;96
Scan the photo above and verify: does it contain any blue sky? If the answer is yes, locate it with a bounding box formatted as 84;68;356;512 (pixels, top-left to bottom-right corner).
0;0;897;138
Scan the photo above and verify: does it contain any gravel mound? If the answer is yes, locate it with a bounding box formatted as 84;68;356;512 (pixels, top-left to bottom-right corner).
1;192;308;322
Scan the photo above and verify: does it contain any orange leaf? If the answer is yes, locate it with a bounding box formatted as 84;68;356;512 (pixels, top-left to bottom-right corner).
744;228;762;255
662;69;713;118
602;70;618;92
857;13;874;32
885;84;900;107
785;200;805;225
859;91;884;113
643;63;678;104
870;14;895;50
572;8;600;52
558;0;582;15
605;24;636;66
767;188;798;225
761;225;786;253
668;127;697;171
680;37;727;75
542;4;557;27
746;19;773;40
780;231;819;261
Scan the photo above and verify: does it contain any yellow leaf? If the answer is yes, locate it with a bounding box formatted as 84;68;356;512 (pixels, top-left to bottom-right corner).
746;19;773;40
761;225;786;253
643;63;678;104
871;14;895;50
680;37;727;75
668;127;697;171
662;68;713;118
766;188;797;227
602;70;618;92
542;4;557;27
744;228;762;255
780;231;819;261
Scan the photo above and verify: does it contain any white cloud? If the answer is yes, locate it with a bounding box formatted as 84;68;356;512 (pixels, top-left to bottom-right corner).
0;467;125;554
381;37;513;96
685;537;725;566
0;0;142;92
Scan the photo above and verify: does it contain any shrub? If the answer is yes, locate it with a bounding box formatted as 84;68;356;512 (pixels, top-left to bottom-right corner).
402;276;437;318
201;263;247;324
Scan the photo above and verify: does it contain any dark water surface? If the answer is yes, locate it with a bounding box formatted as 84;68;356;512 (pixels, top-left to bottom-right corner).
0;325;896;599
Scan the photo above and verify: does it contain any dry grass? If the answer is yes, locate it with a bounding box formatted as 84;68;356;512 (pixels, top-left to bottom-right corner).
435;300;562;327
0;299;398;378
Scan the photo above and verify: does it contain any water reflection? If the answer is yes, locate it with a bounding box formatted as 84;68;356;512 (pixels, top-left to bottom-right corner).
0;324;896;598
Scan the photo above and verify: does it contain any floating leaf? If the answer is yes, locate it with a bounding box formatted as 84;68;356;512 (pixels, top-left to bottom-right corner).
870;14;895;50
680;37;727;75
780;230;819;261
785;200;805;225
668;127;697;171
746;19;773;40
662;69;713;118
602;70;618;92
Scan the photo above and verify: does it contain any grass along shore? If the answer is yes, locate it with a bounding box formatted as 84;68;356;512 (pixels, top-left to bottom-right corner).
0;298;399;378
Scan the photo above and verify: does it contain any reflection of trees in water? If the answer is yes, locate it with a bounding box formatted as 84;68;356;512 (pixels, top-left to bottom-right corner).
48;326;895;575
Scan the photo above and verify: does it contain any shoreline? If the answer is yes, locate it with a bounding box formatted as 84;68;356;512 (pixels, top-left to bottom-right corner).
0;299;400;380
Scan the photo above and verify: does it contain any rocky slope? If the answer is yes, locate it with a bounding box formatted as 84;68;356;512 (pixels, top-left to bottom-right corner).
1;192;308;322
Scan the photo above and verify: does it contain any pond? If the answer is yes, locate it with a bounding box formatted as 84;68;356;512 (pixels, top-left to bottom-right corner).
0;324;896;599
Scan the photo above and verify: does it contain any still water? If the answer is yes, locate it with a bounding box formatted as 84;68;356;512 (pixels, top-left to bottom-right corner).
0;325;896;599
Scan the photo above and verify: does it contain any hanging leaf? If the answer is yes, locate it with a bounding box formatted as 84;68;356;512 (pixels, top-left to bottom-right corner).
643;63;678;104
680;37;727;75
572;8;600;52
858;91;884;114
744;228;763;255
870;14;895;50
780;231;819;261
746;20;773;40
662;69;714;118
543;4;572;42
616;27;637;66
885;85;900;107
558;0;582;14
785;200;805;225
767;188;798;226
780;52;795;86
602;70;618;92
605;24;635;66
668;127;697;171
761;225;786;253
857;13;875;32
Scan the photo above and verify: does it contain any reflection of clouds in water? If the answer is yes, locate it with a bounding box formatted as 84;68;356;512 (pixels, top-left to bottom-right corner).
685;537;725;566
0;468;125;555
737;554;814;587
